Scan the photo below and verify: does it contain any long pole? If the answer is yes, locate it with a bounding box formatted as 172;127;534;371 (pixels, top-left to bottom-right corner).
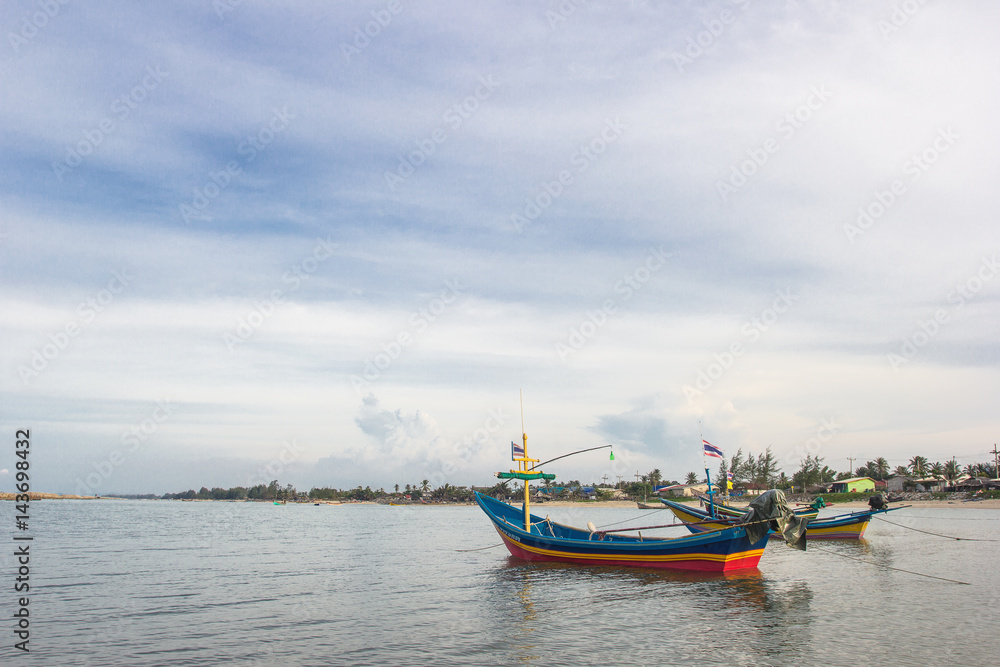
521;390;530;531
992;444;999;478
700;422;715;519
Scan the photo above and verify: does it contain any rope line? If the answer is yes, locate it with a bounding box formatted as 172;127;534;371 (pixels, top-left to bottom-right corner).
455;543;505;552
596;508;669;529
810;546;970;586
875;516;999;541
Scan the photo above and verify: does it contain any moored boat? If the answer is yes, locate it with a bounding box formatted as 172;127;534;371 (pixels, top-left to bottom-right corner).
476;492;769;572
474;401;789;572
661;498;900;540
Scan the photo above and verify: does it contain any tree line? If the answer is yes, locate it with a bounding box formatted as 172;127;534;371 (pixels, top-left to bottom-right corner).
157;454;998;502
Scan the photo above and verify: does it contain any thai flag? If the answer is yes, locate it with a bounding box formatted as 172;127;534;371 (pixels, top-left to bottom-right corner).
727;471;734;481
703;440;724;459
512;440;525;459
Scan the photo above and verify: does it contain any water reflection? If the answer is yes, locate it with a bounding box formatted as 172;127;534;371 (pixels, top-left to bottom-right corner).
481;557;815;666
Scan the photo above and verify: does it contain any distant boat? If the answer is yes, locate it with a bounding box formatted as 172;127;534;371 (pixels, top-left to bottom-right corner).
636;502;666;509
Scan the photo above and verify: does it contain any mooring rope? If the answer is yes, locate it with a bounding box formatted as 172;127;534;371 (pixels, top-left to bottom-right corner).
596;508;673;529
810;545;970;586
455;543;505;552
874;516;999;541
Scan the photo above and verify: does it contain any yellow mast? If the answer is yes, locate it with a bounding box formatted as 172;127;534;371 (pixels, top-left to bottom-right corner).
515;391;539;532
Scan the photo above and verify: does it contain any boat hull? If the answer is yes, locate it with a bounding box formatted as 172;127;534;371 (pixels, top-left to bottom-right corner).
476;492;767;572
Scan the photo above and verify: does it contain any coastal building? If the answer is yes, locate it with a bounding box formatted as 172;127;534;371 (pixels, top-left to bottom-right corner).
656;483;709;498
830;477;876;493
886;476;913;492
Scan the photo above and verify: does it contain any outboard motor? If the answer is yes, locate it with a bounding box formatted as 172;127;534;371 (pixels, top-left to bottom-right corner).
868;493;887;511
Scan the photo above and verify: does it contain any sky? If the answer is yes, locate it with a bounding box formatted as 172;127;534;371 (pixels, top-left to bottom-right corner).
1;1;998;496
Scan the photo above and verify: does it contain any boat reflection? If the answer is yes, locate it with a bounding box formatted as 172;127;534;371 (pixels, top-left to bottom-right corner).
482;556;814;666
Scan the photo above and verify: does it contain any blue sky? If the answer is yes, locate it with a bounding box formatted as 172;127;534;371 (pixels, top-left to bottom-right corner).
1;1;998;495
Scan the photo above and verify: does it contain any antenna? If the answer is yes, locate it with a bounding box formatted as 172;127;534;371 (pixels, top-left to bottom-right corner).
520;389;525;438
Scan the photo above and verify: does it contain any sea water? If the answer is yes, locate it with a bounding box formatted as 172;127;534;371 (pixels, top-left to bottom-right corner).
4;500;998;666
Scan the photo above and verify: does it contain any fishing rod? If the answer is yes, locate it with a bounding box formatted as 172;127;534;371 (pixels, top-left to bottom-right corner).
528;444;613;470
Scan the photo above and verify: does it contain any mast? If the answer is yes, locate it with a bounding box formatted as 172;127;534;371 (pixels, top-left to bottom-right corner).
701;422;716;519
516;390;538;532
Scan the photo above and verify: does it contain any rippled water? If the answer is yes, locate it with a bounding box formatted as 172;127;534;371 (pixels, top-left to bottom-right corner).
5;500;999;666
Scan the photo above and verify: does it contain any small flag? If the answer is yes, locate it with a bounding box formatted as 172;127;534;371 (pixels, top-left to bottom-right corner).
727;471;734;481
703;440;724;459
512;440;525;459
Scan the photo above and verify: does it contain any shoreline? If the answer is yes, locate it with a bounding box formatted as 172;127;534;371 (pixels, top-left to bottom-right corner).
4;494;998;509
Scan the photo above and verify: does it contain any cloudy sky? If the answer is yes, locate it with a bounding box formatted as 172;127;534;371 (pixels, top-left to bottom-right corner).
2;1;998;495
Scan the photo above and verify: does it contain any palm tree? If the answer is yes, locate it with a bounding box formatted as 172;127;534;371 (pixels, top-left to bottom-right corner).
929;461;945;477
684;471;699;485
893;465;909;477
943;459;960;482
728;449;744;482
394;484;400;494
909;456;929;477
648;469;662;488
871;457;889;481
421;479;430;492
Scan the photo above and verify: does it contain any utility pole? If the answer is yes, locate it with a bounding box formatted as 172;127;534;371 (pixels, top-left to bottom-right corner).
601;474;608;487
991;444;999;479
847;457;856;477
616;475;623;489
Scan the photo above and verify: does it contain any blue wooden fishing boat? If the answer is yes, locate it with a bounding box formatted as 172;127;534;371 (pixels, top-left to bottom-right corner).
475;491;770;572
474;405;774;572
